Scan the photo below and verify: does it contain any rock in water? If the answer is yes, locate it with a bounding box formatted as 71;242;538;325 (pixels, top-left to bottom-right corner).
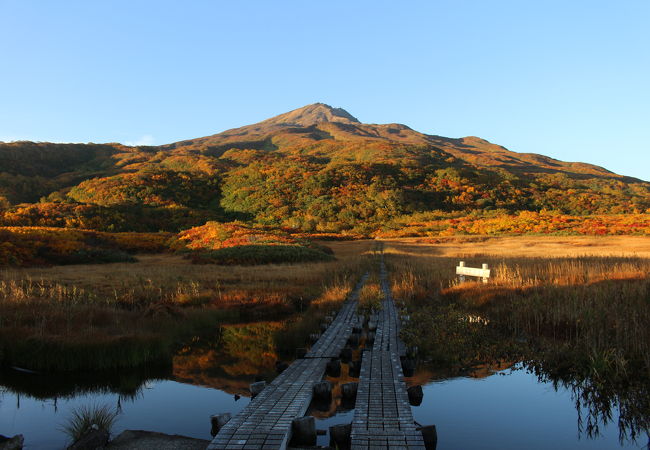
108;430;209;449
68;429;109;450
0;434;24;450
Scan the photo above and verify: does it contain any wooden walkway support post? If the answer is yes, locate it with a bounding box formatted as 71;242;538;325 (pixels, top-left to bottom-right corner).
208;273;369;450
350;256;425;449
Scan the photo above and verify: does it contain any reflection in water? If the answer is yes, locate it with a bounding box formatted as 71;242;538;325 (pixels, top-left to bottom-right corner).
308;363;359;419
172;321;286;395
410;366;645;450
0;364;169;404
525;360;649;444
409;358;648;448
0;377;249;450
1;317;648;449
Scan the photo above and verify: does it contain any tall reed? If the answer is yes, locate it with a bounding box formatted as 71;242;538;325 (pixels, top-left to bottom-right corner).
0;241;374;371
385;241;650;440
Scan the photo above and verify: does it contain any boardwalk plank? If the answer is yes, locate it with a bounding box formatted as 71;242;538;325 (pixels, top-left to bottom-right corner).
207;274;368;450
350;259;425;449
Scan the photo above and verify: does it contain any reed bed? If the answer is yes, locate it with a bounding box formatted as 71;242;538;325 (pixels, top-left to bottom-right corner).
0;241;374;371
385;238;650;440
276;249;376;358
385;240;650;373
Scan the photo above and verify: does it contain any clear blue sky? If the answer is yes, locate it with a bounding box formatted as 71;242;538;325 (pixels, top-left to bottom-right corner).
1;0;648;180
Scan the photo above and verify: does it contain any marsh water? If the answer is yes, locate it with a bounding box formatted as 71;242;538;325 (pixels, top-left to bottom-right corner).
1;320;647;450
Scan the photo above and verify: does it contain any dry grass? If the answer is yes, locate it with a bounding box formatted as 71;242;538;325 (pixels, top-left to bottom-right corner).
383;237;650;375
386;236;650;440
0;240;375;370
357;277;382;315
386;235;650;258
0;240;375;309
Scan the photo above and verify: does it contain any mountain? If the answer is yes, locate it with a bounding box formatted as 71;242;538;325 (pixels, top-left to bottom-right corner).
161;103;628;180
1;103;649;233
255;102;360;126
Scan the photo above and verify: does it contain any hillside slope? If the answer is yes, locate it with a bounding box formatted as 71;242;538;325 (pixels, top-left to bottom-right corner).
1;103;649;232
163;103;627;179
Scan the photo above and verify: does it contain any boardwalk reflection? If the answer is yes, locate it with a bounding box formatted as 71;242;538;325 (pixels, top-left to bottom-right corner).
1;315;646;449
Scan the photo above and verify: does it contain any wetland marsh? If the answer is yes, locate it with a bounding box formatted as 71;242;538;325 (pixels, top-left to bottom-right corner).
1;237;648;448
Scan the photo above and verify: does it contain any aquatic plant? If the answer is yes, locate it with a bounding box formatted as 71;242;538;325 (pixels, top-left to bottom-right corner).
61;403;118;443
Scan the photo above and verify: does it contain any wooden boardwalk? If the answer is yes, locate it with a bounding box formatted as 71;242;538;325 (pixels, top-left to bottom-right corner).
207;274;368;450
350;259;425;449
306;291;362;359
371;262;406;356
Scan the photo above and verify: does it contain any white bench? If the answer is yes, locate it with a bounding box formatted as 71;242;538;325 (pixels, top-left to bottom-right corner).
456;261;490;283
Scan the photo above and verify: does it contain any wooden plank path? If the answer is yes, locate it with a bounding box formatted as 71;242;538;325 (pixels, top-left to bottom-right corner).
351;258;425;449
306;292;361;359
372;261;406;356
207;274;368;450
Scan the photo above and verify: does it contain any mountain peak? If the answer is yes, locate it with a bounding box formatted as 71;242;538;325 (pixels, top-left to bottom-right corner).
260;103;360;127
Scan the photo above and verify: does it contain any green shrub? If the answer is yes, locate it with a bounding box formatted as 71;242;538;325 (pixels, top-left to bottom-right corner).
56;248;137;265
191;244;335;265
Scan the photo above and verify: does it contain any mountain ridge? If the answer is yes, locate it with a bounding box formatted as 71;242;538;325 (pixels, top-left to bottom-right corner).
0;103;635;181
162;103;629;181
0;103;648;233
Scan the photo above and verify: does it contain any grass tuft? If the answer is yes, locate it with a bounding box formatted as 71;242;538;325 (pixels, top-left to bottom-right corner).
61;403;118;443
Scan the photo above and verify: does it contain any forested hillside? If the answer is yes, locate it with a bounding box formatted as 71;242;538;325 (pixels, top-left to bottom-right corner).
1;103;649;234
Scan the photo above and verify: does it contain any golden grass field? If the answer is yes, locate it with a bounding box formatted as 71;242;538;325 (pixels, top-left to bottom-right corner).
381;235;650;440
3;235;646;294
383;235;650;258
0;240;375;308
379;235;650;413
0;240;376;370
3;234;645;437
1;235;649;373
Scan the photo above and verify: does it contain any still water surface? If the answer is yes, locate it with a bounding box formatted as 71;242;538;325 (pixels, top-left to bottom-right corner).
2;368;645;449
2;380;248;449
1;321;647;449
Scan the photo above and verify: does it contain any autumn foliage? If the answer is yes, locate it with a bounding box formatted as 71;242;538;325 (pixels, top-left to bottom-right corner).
0;227;172;266
1;108;650;257
177;222;299;250
0;222;337;267
377;211;650;238
175;222;334;265
2;135;649;236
